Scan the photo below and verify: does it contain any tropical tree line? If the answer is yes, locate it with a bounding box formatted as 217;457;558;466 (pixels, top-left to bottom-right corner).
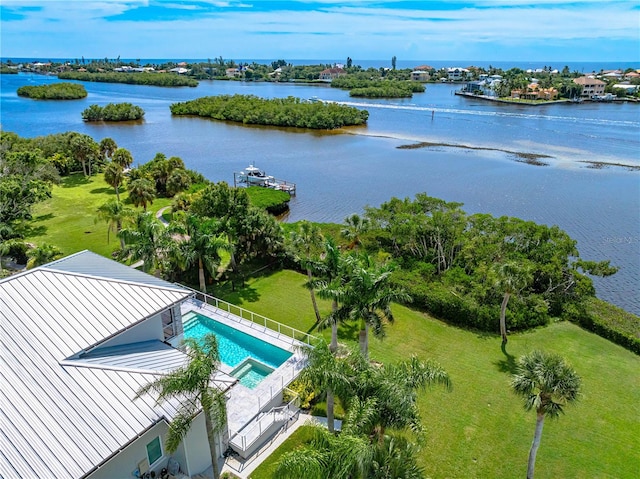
331;76;426;98
354;194;617;336
58;71;198;87
81;102;145;121
170;94;369;129
276;340;451;479
17;82;87;99
113;181;285;294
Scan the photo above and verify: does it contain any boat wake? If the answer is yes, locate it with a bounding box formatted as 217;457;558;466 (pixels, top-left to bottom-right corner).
333;101;640;128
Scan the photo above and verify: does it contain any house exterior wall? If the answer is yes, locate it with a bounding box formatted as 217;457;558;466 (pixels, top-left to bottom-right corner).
99;312;164;349
411;71;430;81
87;422;175;479
86;413;228;479
99;305;182;349
573;78;606;98
180;412;227;476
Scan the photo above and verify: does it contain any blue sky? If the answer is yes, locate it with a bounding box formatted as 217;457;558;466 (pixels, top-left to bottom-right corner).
1;1;639;61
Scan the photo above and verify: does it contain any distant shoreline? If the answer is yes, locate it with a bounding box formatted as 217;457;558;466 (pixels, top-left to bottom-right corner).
454;90;639;105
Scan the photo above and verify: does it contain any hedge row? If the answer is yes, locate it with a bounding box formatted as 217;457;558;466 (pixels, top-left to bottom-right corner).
391;269;549;333
571;313;640;354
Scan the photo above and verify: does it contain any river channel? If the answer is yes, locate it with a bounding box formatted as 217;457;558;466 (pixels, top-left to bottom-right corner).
1;73;639;315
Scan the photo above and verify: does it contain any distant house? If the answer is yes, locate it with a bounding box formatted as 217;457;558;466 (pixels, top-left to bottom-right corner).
511;83;559;100
446;67;471;81
319;67;346;82
411;70;430;81
573;76;606;99
1;251;306;478
226;68;241;78
612;83;639;93
169;67;189;74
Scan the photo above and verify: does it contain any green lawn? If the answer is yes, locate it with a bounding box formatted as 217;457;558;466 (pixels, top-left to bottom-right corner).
249;426;316;479
216;270;640;479
24;174;172;257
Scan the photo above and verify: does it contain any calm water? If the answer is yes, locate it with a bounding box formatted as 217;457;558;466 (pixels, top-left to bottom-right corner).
1;73;639;314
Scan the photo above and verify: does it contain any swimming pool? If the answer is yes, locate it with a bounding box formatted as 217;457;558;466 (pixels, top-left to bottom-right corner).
182;311;292;388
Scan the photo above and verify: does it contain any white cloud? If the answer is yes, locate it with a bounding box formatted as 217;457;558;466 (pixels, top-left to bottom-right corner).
1;0;638;60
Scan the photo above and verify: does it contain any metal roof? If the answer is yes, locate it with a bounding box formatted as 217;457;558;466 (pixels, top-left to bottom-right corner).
0;262;193;479
46;250;186;291
66;340;188;374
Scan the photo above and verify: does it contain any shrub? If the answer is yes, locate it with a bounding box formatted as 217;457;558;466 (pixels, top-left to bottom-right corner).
81;103;145;122
17;82;87;99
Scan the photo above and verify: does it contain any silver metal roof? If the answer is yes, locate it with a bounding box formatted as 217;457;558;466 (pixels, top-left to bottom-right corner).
0;263;193;479
46;249;186;291
66;340;188;374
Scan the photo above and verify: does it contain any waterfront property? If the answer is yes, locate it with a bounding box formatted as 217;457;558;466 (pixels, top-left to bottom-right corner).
234;164;297;195
573;76;606;98
319;67;346;82
0;251;307;478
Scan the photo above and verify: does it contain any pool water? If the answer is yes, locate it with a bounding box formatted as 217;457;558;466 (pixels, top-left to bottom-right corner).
231;359;275;389
182;312;292;387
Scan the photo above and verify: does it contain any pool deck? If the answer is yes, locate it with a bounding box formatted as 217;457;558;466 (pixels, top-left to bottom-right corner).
180;298;307;433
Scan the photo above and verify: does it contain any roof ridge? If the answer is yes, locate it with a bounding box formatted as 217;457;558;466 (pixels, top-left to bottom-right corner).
36;266;191;294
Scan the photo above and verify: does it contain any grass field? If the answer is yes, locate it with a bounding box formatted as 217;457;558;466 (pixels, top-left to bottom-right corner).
217;270;640;479
19;174;639;478
24;174;172;257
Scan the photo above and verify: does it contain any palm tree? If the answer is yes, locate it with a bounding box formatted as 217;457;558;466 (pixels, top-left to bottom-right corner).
136;334;227;479
118;212;167;273
70;133;99;177
96;199;134;249
289;221;324;323
341;213;370;250
347;355;451;442
128;178;156;211
174;213;229;294
337;254;411;359
495;261;533;344
511;350;581;479
26;243;63;269
275;422;373;479
99;137;117;162
298;340;352;433
369;434;426;479
111;147;134;169
314;237;345;352
103;162;125;201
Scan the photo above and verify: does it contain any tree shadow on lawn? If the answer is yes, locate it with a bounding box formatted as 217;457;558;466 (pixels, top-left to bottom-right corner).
494;342;518;375
90;187;114;195
18;220;48;238
215;280;260;305
60;175;92;188
337;321;360;342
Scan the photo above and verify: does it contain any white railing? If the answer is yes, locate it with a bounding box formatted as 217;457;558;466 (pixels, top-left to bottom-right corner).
229;398;300;453
179;286;318;346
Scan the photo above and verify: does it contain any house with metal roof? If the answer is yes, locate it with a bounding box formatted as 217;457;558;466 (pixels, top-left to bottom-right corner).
1;251;307;478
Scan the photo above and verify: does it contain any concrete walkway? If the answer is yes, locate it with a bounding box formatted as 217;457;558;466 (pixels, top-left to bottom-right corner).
156;205;171;226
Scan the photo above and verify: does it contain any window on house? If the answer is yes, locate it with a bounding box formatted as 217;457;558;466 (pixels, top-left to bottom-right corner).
161;308;176;340
146;436;163;466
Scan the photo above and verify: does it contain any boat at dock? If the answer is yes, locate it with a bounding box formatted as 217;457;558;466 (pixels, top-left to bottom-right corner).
234;164;297;195
237;164;272;186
